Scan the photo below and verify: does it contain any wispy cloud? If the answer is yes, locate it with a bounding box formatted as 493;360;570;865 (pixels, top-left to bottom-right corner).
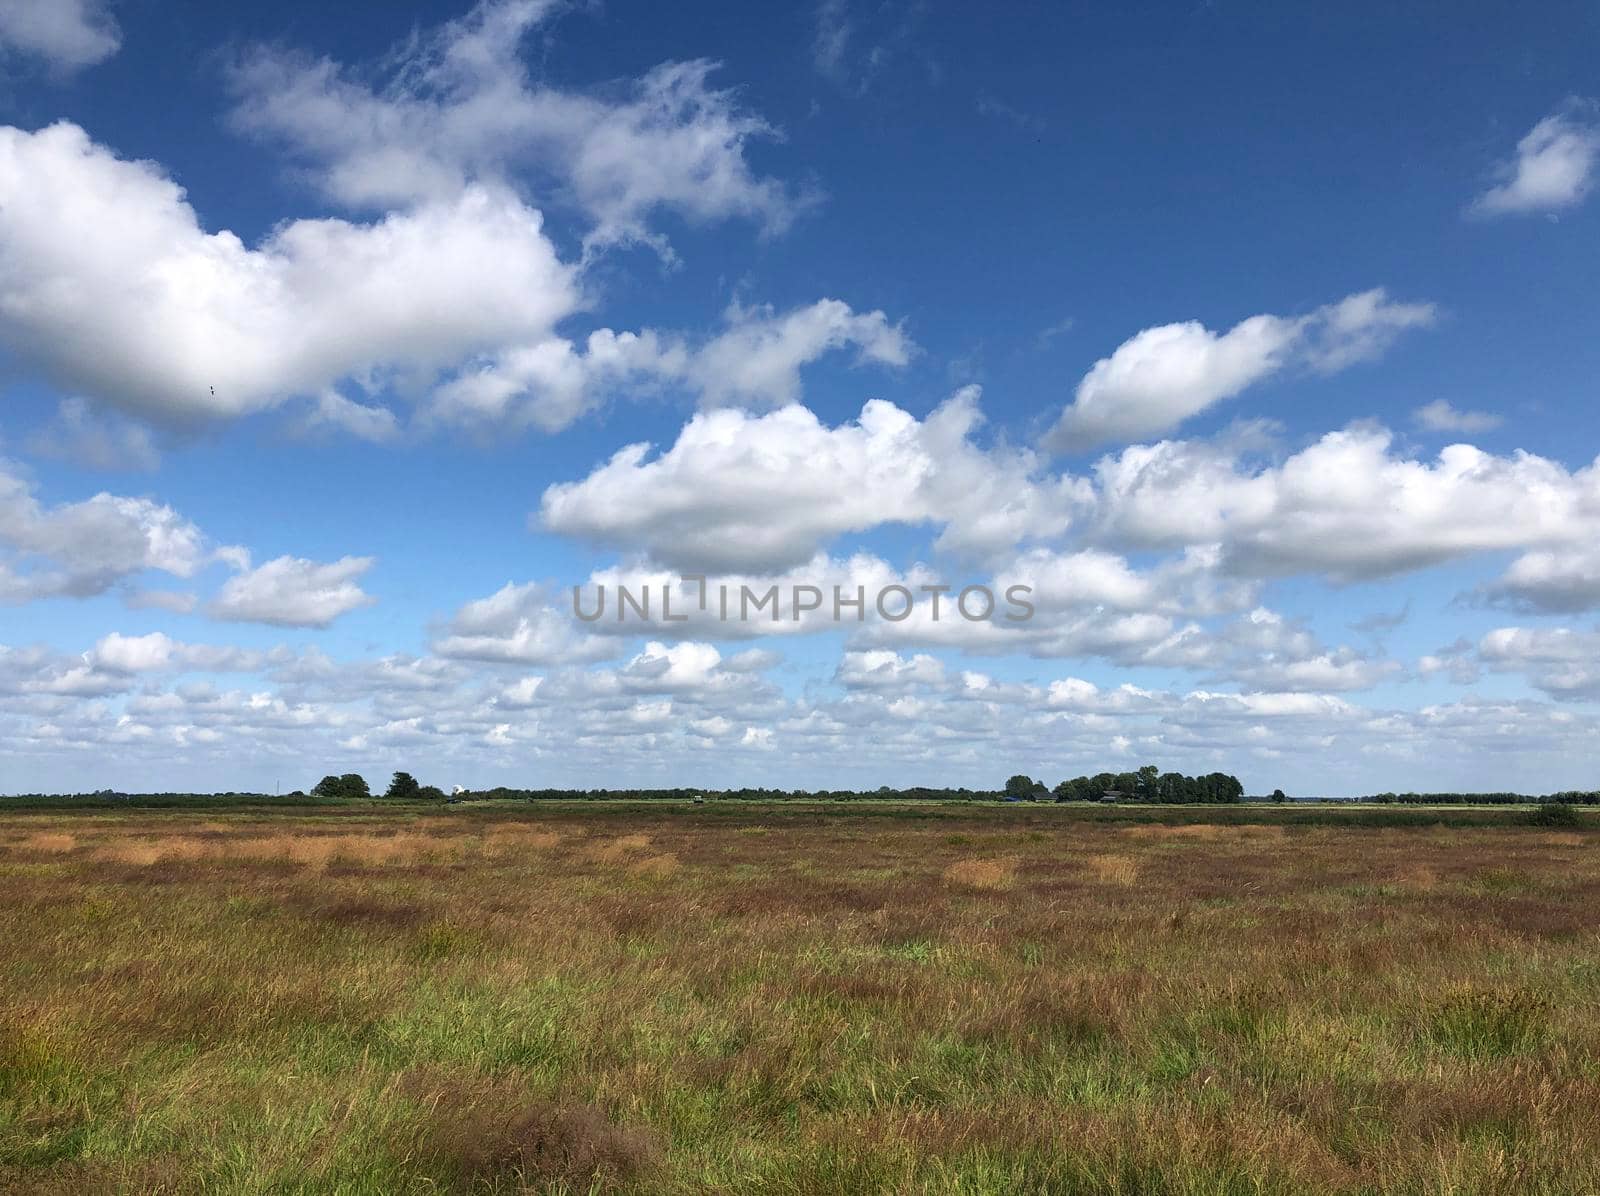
810;0;930;95
977;92;1045;133
1413;400;1503;435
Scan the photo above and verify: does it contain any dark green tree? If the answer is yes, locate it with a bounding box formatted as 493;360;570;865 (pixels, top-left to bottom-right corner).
386;771;421;800
1530;801;1578;827
1004;774;1037;799
311;773;371;800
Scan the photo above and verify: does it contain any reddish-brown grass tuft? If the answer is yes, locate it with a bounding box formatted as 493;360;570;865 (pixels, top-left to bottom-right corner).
399;1068;662;1191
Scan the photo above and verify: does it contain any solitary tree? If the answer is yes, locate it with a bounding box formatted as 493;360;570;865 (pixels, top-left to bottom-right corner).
1004;774;1037;800
386;771;422;800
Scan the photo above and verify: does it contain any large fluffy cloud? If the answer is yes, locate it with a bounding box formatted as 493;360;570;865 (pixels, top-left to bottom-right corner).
1471;99;1600;217
1047;289;1434;452
540;388;1084;572
0;5;889;440
0;122;579;427
0;117;884;438
540;383;1600;594
1087;426;1600;583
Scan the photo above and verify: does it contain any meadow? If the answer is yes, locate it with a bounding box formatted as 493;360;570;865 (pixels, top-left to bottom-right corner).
1;803;1597;1194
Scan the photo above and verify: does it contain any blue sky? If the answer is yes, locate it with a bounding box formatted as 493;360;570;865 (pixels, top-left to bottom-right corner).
1;0;1598;796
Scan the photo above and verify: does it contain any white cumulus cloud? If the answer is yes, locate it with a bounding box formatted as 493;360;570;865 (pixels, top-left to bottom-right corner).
0;123;580;429
432;581;617;666
0;460;212;603
1471;100;1600;217
1047;289;1434;452
209;556;377;629
540;389;1083;573
1087;426;1600;584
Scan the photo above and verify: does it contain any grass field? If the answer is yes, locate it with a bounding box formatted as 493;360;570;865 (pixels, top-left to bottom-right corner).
2;804;1597;1194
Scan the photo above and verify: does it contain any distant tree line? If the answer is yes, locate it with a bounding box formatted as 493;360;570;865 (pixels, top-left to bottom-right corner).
1004;765;1246;804
6;776;1592;808
451;785;988;802
1364;790;1600;805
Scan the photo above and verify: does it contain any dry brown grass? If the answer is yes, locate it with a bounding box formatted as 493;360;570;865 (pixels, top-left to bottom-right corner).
942;855;1018;891
1088;852;1140;886
1123;823;1221;840
85;830;471;871
238;831;468;869
583;832;653;864
627;852;680;880
17;832;76;854
1397;864;1439;891
479;824;562;856
93;835;210;866
1541;832;1586;849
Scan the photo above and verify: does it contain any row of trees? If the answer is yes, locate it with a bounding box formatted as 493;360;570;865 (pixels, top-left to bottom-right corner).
446;785;988;802
305;772;1259;804
310;773;447;801
293;775;1591;806
1006;766;1247;804
1365;790;1600;805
